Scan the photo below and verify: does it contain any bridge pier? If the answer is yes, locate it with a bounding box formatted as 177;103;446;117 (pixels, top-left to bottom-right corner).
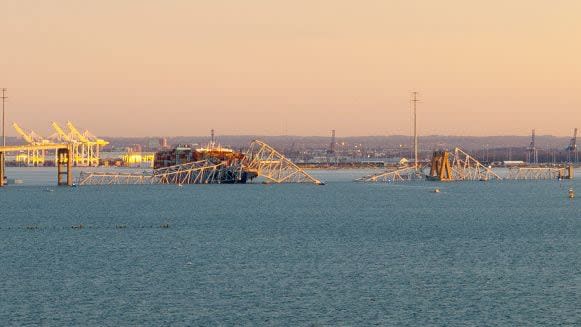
428;150;453;181
0;151;4;187
57;147;73;186
567;165;574;179
561;165;575;180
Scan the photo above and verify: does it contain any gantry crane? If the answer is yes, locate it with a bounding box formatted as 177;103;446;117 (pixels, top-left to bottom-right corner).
12;123;50;166
83;129;109;165
51;121;85;166
527;129;538;164
84;130;108;145
66;121;94;166
66;121;108;166
49;121;108;166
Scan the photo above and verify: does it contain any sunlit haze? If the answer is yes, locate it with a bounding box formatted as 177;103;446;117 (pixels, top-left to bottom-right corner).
2;0;580;137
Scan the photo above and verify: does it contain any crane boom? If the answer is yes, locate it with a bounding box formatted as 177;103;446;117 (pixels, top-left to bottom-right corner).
66;121;91;143
83;129;109;146
29;130;51;145
52;122;73;142
12;123;35;144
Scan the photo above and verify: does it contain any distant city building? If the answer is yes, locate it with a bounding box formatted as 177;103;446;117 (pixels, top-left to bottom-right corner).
159;137;169;149
147;138;160;150
130;144;142;152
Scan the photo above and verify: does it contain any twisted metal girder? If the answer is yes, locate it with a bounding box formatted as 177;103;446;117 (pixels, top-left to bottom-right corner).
355;166;424;183
78;160;244;185
154;160;240;184
450;148;502;181
79;140;321;186
243;140;323;185
78;171;156;185
358;147;502;183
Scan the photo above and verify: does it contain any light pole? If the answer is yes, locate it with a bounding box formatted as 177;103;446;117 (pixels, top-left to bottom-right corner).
411;92;419;170
1;88;5;186
1;88;6;147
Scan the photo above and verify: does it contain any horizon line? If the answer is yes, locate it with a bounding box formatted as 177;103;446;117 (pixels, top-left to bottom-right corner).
92;133;574;139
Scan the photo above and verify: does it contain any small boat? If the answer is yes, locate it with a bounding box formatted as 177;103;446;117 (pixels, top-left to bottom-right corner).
569;188;575;199
433;188;441;193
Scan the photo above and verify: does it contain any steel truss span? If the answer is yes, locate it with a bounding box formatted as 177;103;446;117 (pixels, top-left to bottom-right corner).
427;147;502;181
358;147;577;183
78;140;323;186
243;140;323;185
448;148;502;181
506;167;572;180
356;166;424;183
359;147;502;183
78;160;245;185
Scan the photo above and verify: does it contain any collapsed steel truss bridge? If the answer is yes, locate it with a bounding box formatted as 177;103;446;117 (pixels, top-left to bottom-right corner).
437;147;502;181
78;160;241;185
355;166;424;183
357;147;573;183
243;140;323;185
78;140;323;186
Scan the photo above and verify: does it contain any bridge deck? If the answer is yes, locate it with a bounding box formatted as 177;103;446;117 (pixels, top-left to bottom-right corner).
0;144;69;152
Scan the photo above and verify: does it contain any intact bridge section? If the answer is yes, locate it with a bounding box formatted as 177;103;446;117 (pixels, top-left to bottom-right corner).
0;144;74;187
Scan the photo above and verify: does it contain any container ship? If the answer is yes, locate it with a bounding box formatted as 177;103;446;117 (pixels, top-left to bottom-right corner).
153;142;253;184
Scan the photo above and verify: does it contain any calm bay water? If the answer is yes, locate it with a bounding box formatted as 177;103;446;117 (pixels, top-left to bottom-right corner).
0;168;579;325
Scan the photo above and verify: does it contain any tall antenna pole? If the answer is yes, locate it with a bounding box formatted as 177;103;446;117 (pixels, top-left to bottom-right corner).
1;88;6;147
1;88;6;186
412;92;419;170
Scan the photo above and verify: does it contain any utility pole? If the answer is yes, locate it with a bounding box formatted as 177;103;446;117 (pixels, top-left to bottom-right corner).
412;92;419;170
1;88;6;186
1;88;6;147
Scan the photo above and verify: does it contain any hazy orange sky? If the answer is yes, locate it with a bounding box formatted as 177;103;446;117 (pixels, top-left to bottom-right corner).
1;0;580;137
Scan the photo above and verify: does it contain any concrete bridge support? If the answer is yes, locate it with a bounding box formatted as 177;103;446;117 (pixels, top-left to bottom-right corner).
57;147;73;186
0;151;4;187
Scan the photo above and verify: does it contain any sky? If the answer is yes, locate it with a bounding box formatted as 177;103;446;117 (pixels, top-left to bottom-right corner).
1;0;580;137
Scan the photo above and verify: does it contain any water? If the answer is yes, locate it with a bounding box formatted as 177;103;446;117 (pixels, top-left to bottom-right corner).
0;168;579;325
